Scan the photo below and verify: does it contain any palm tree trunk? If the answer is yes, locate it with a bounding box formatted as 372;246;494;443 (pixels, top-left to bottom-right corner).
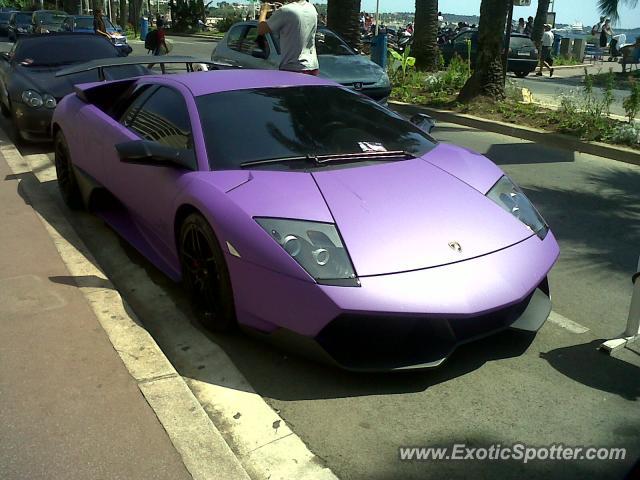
413;0;438;71
327;0;361;50
120;0;128;27
531;0;550;47
458;0;510;102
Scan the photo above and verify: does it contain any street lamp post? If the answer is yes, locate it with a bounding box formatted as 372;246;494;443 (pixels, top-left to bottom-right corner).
374;0;379;36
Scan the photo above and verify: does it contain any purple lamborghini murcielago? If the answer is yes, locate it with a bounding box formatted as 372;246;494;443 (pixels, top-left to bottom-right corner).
52;69;559;371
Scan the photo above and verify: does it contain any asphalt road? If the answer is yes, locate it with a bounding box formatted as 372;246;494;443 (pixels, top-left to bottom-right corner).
1;35;639;480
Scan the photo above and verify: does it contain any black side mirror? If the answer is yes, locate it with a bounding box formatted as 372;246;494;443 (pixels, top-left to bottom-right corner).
410;113;436;133
115;140;196;171
251;48;267;59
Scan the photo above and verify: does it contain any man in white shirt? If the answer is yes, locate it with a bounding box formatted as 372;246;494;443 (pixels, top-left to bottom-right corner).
258;0;319;75
536;24;555;77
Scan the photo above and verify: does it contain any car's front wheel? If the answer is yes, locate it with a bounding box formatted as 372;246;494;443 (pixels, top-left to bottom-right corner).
179;213;236;332
54;130;82;209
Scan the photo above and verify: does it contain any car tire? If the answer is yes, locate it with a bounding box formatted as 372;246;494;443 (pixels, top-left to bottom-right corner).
0;97;9;117
514;71;529;78
179;213;237;332
54;130;83;209
8;105;24;145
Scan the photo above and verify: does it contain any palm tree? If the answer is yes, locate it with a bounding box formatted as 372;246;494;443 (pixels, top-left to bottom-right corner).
598;0;638;20
327;0;362;50
458;0;511;102
412;0;439;71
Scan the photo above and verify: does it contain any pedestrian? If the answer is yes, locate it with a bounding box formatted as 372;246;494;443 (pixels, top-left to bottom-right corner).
258;0;319;75
536;24;554;77
600;18;613;48
524;16;534;36
591;16;605;37
146;18;169;73
515;17;525;34
406;22;413;35
93;8;109;40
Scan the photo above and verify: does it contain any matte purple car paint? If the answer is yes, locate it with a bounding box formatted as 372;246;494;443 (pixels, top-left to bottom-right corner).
52;70;560;370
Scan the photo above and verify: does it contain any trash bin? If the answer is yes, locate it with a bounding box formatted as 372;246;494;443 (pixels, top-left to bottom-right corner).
140;16;149;41
370;32;387;69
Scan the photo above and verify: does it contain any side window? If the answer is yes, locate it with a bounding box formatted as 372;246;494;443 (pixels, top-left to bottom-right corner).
227;25;245;52
128;87;192;150
117;85;157;125
241;26;269;56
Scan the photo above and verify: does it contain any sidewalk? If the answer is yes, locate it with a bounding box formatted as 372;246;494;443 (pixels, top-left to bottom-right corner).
0;155;192;479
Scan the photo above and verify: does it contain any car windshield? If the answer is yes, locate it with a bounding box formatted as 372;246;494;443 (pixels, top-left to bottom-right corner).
16;13;31;23
14;35;118;65
36;11;67;24
315;30;354;55
196;86;436;171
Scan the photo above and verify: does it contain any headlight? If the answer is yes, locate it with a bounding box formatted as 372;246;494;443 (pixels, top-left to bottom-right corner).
487;176;548;239
255;218;359;286
43;94;56;108
21;90;43;108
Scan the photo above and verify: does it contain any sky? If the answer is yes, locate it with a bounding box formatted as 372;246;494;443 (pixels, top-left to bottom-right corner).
312;0;640;29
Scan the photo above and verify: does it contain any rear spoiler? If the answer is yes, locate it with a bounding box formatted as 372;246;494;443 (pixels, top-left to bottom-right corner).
56;55;235;81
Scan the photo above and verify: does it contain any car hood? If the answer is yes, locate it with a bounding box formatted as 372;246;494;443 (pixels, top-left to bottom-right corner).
14;65;102;99
317;54;386;85
311;156;535;276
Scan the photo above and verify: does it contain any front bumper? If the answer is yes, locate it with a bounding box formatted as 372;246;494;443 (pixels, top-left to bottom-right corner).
230;231;560;371
13;102;54;141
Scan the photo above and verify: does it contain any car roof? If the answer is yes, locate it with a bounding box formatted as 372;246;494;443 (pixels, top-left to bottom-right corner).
164;69;336;97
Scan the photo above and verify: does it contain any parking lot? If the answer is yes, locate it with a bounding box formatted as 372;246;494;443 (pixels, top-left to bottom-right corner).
0;34;639;480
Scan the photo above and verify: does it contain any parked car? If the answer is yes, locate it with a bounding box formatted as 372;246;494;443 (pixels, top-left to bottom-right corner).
32;10;67;33
52;67;558;371
0;33;145;142
212;21;391;103
8;11;33;42
0;11;15;36
61;15;132;56
441;30;539;78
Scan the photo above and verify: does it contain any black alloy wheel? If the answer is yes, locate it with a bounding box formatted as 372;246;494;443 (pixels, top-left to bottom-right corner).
54;130;82;208
179;213;236;332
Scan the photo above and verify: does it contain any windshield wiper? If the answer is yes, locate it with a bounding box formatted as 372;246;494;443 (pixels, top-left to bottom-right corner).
240;150;414;169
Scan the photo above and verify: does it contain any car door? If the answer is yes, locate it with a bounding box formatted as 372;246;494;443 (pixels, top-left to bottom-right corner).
100;84;197;256
452;31;476;62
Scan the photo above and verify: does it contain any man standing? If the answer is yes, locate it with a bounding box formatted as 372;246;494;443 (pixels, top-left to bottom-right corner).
258;0;319;75
536;24;554;77
524;16;534;36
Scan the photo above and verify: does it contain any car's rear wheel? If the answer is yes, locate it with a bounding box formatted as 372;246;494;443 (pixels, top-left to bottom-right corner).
54;130;82;209
179;213;236;332
514;71;529;78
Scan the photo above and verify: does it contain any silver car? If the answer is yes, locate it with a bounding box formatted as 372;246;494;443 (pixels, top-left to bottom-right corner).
212;21;391;103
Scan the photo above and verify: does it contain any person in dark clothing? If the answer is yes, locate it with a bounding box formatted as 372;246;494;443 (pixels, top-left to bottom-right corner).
524;16;534;36
93;9;108;39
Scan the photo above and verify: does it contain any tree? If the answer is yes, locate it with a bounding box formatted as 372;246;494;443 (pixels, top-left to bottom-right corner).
327;0;361;50
412;0;438;71
119;0;127;27
597;0;638;20
458;0;511;103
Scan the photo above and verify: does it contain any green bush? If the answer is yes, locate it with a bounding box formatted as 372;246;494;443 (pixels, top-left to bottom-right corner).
216;14;243;33
623;80;640;123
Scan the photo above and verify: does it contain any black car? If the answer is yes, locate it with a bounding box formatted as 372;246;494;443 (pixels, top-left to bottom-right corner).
0;33;146;142
8;11;32;42
0;11;15;36
31;10;67;34
441;30;539;78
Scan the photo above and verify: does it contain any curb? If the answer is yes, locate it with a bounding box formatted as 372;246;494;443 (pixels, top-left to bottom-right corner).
0;139;251;480
390;101;640;167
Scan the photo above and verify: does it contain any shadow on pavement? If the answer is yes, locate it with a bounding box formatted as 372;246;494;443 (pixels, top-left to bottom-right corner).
486;141;575;165
525;167;640;276
541;340;640;401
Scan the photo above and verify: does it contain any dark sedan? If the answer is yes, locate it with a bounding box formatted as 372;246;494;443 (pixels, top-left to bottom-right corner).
0;11;15;36
441;30;539;78
0;33;144;142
